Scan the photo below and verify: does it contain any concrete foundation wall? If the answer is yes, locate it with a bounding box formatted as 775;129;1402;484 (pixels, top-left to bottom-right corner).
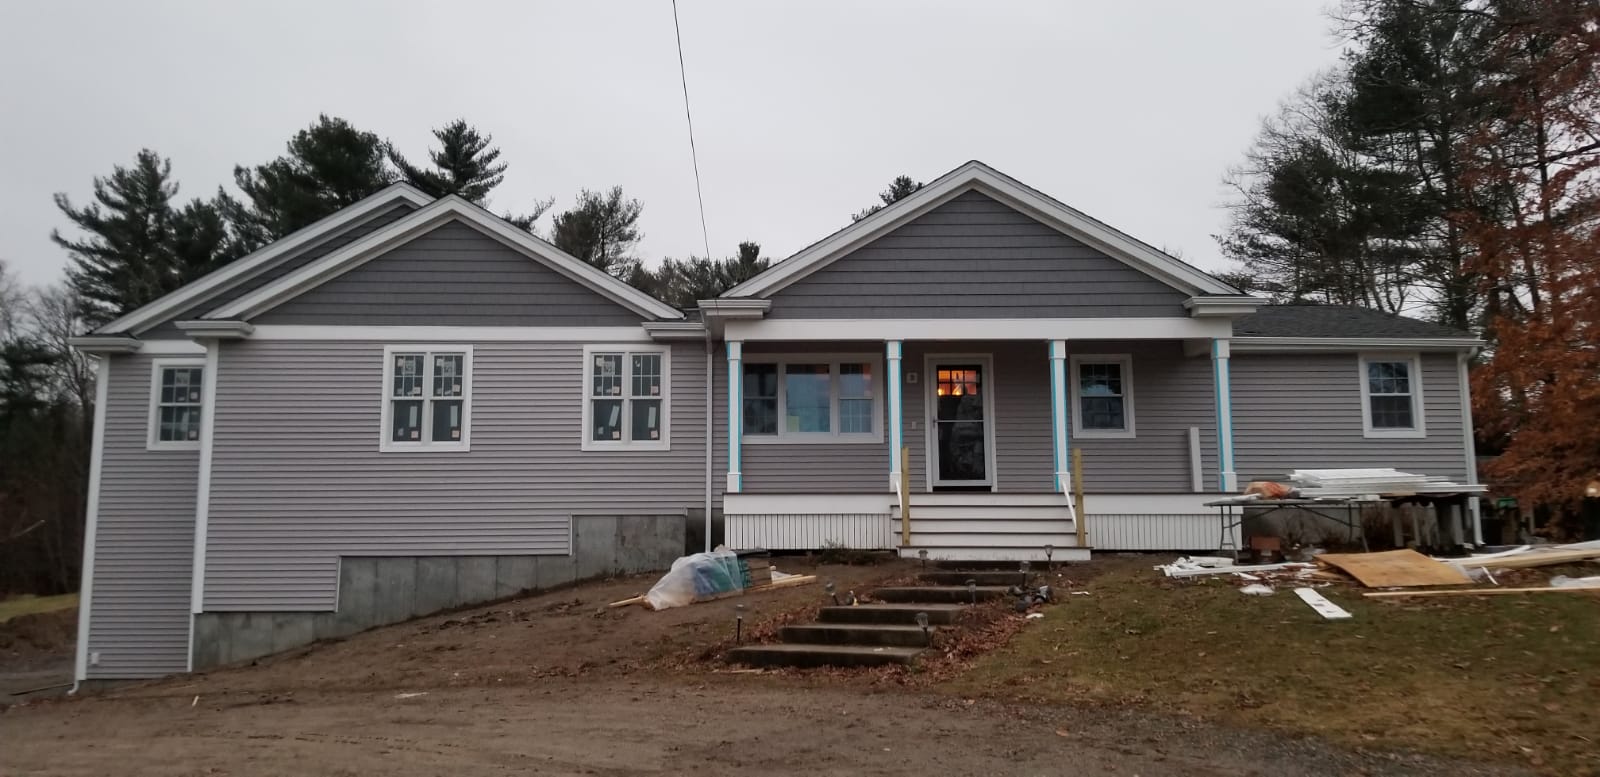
192;514;684;670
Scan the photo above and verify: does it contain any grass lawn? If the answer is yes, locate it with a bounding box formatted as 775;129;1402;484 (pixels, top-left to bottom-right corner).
0;593;78;623
944;556;1600;776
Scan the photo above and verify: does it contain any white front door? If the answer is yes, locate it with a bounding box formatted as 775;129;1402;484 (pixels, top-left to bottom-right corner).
926;355;996;490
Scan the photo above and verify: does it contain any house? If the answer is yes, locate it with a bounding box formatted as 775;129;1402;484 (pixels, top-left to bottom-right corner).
68;161;1483;682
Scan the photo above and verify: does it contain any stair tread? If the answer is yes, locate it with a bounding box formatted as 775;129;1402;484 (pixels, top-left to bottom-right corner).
824;603;967;611
727;644;925;657
875;585;1012;592
787;623;925;632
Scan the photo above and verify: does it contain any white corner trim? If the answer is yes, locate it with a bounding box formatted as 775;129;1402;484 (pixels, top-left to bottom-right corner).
1188;427;1204;492
93;184;432;336
724;317;1232;342
243;325;654;342
146;357;207;451
189;342;220;625
723;161;1241;299
1358;351;1427;439
1068;353;1136;439
378;345;475;453
579;343;673;452
210;197;683;322
73;357;112;685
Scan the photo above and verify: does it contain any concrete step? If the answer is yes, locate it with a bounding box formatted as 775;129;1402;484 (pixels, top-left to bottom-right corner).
782;622;932;647
725;643;926;668
900;545;1094;563
818;603;967;625
873;585;1011;604
919;570;1041;586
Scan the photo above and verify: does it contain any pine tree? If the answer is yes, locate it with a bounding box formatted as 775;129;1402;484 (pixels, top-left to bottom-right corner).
550;187;644;279
852;175;924;221
222;115;394;249
52;150;236;325
643;241;770;308
388;119;508;203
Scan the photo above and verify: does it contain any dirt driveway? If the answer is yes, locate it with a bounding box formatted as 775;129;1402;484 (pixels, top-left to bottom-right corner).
0;559;1523;776
2;677;1516;777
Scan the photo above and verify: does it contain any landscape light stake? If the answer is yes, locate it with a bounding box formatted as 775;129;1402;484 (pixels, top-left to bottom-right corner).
825;580;838;606
1019;560;1030;587
734;604;745;644
918;548;928;572
916;611;931;646
967;579;977;605
1044;544;1054;574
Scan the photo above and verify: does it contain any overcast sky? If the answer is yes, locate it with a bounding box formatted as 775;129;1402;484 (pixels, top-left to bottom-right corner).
0;0;1346;288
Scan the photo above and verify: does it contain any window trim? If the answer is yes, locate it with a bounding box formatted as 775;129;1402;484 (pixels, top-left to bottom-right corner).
1068;354;1136;439
741;353;885;445
1359;351;1426;439
147;357;207;451
580;343;672;452
379;344;475;453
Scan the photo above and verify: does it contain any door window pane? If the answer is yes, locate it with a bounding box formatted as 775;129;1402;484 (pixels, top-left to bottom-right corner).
784;364;830;433
935;366;984;421
937;421;986;481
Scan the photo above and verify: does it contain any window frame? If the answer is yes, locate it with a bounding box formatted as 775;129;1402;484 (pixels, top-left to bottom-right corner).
147;357;207;451
379;344;475;453
1068;354;1136;439
580;343;672;452
741;353;885;445
1359;352;1426;439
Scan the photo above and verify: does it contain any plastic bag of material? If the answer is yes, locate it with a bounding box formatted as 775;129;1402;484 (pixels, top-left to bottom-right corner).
1549;575;1600;589
644;551;746;610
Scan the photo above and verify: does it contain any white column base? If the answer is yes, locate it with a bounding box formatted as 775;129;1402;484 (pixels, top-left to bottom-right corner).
726;472;741;493
1221;471;1238;492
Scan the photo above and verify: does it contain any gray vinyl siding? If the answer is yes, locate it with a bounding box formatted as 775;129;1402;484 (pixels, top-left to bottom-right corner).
203;338;708;611
141;202;417;338
254;220;644;326
738;343;889;493
85;354;198;678
1232;352;1467;482
721;340;1215;496
765;191;1190;319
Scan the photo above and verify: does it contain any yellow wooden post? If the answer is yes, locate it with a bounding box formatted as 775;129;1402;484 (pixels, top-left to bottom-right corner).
1072;448;1087;548
899;446;912;546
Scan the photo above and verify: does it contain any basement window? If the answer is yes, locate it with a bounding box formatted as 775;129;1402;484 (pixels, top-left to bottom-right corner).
381;345;473;452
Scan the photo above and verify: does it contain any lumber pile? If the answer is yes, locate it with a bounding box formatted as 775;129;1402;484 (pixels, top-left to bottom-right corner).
1288;468;1486;498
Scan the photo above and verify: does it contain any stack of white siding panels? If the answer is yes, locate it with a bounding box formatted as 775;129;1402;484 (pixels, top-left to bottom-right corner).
1288;468;1486;498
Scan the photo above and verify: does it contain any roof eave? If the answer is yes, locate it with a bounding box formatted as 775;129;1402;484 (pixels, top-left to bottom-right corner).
67;335;142;354
1231;336;1485;352
1185;295;1268;318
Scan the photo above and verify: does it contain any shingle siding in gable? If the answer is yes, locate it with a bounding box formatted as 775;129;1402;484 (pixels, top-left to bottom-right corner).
764;191;1191;319
1231;352;1467;482
252;220;644;326
85;354;198;678
141;202;419;338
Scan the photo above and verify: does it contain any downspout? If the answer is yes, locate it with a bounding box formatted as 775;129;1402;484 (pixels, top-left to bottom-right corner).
704;334;713;552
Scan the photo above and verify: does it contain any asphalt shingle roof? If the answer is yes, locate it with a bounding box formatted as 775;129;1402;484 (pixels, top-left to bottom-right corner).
1231;304;1475;339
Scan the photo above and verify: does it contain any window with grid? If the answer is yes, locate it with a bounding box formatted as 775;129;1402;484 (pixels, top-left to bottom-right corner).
150;361;205;449
382;347;472;451
584;348;668;449
1069;355;1135;438
742;358;879;441
1364;358;1419;433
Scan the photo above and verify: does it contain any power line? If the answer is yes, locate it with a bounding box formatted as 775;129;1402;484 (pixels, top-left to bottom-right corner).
671;0;713;261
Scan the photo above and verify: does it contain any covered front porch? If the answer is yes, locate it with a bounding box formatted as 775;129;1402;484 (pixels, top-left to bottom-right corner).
718;321;1244;559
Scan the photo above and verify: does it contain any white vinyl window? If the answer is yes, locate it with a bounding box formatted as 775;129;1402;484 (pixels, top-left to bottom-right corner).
582;345;670;451
1360;353;1425;438
1069;354;1135;439
380;345;473;452
742;356;883;443
148;358;206;450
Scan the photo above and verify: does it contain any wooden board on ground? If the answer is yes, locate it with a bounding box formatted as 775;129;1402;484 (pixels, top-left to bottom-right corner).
1365;585;1600;599
1316;549;1473;588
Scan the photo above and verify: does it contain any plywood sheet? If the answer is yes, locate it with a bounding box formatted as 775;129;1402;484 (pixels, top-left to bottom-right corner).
1315;549;1473;587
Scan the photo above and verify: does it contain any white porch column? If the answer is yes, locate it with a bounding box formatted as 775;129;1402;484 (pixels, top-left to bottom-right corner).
1049;339;1070;493
1212;338;1237;492
726;340;743;493
886;340;904;491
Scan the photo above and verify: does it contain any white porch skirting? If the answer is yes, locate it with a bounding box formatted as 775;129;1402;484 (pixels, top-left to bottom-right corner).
725;513;895;550
1089;514;1234;551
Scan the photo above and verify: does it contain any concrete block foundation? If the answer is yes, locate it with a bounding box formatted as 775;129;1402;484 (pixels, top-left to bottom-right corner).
192;513;685;670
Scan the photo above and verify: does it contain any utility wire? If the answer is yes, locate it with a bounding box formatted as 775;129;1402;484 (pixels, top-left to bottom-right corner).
671;0;713;261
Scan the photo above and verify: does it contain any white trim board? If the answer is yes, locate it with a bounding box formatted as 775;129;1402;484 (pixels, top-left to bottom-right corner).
188;341;220;637
210;197;683;322
241;325;656;342
1080;493;1227;515
725;317;1232;342
724;493;894;515
73;357;112;685
94;184;432;336
723;161;1244;299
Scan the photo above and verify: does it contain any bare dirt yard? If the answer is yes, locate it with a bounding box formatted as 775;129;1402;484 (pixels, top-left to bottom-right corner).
0;556;1548;776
